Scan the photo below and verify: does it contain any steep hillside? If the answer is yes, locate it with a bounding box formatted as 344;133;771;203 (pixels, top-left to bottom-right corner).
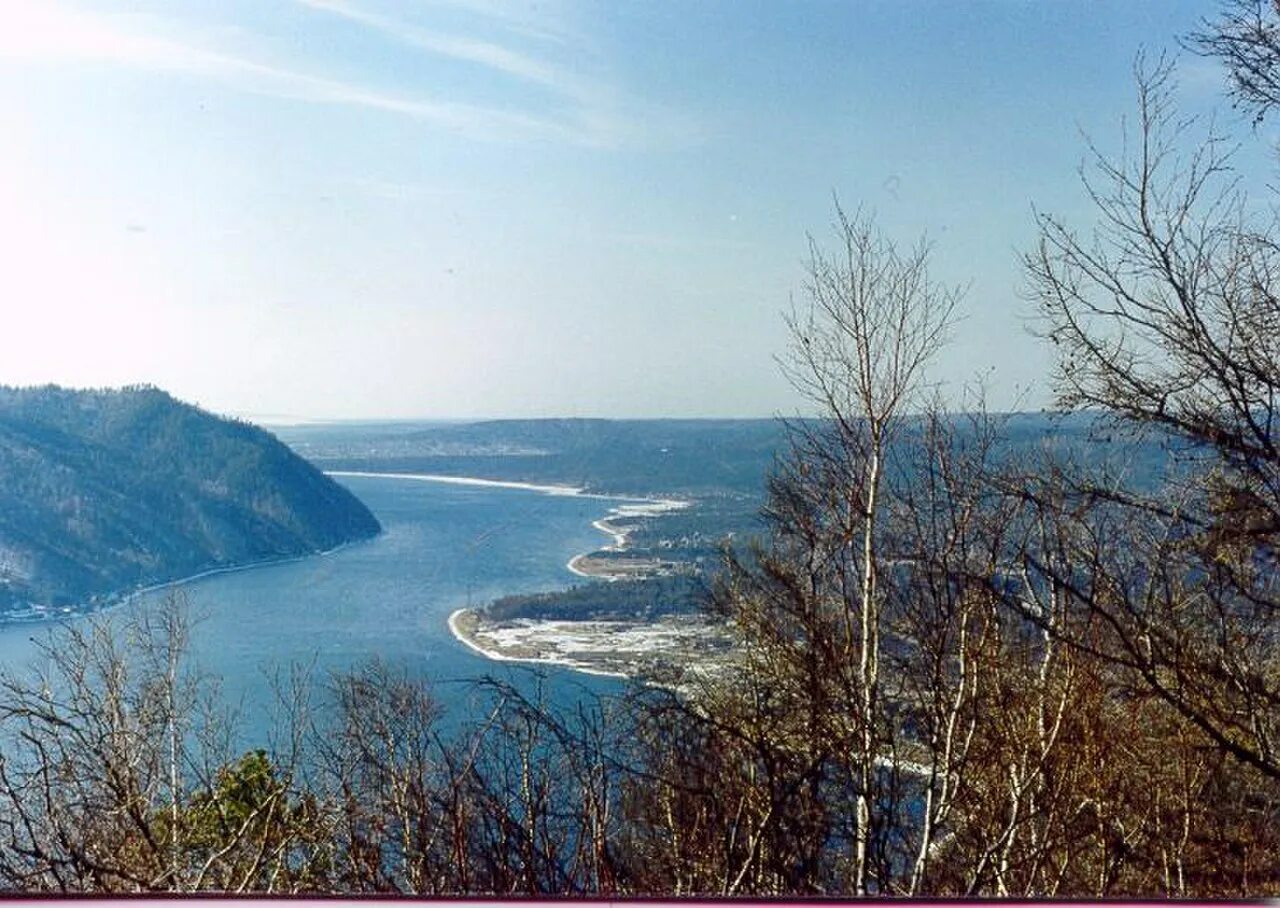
0;386;381;613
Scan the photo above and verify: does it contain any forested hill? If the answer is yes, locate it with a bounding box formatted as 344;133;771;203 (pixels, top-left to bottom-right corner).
0;386;381;614
277;412;1162;499
282;417;789;497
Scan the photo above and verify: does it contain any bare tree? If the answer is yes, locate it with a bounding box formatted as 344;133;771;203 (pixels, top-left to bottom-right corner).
1188;0;1280;124
0;594;327;893
782;204;960;894
0;594;208;890
313;661;455;892
681;205;965;894
1024;56;1280;785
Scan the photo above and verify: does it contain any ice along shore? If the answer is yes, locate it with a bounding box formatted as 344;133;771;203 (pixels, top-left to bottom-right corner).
325;471;731;681
326;470;690;582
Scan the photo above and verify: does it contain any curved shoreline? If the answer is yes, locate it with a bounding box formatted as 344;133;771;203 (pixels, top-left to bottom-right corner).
335;470;696;677
327;470;690;583
566;553;597;579
335;471;697;678
129;536;363;600
327;470;591;497
448;606;736;687
448;607;629;679
1;536;370;626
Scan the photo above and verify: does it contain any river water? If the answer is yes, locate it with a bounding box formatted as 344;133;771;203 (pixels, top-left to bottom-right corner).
0;474;624;747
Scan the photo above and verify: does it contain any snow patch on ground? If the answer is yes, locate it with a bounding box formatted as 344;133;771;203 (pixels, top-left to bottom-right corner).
450;608;734;682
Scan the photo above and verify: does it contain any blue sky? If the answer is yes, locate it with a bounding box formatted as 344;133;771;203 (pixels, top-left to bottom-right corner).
0;0;1259;419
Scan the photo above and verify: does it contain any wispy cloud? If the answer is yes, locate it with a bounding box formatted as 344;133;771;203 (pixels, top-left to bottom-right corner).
298;0;594;101
0;0;592;144
293;0;700;149
416;0;589;48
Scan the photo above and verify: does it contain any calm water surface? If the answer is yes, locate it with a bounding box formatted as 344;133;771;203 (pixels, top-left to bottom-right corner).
0;475;623;746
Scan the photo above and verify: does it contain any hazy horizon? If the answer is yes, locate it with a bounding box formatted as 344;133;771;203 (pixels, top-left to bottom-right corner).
1;1;1264;420
0;380;1085;424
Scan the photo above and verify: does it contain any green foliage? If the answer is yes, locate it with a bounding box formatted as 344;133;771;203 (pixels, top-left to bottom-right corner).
186;750;285;842
183;750;329;891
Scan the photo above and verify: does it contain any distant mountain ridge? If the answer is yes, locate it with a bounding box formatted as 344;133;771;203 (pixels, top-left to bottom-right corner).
0;385;381;613
282;417;790;496
276;411;1149;499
